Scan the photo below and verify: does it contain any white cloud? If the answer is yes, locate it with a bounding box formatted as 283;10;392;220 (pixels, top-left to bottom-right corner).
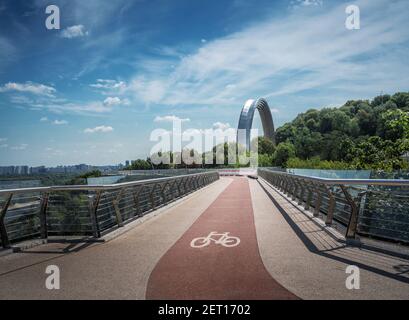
270;108;279;113
90;79;127;94
128;0;409;108
154;115;190;123
291;0;323;8
40;117;48;122
53;120;68;125
10;95;35;105
84;125;114;133
27;100;116;115
0;82;56;97
103;97;121;106
0;138;8;149
213;122;231;130
103;96;130;106
61;25;89;39
11;144;28;151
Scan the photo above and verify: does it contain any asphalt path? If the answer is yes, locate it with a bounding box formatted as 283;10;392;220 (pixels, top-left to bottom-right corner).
146;177;298;300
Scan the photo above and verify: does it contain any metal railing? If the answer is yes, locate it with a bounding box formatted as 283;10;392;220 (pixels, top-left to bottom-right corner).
0;171;219;248
258;168;409;244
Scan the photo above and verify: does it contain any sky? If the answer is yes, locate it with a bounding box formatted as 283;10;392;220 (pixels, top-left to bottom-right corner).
0;0;408;166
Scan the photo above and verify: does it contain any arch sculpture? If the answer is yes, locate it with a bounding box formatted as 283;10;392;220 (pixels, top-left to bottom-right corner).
237;98;275;151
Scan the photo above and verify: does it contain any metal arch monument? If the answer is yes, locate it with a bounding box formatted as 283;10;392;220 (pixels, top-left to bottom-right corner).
237;98;276;151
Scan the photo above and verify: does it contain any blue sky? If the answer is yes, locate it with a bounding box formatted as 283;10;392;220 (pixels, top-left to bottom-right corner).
0;0;408;166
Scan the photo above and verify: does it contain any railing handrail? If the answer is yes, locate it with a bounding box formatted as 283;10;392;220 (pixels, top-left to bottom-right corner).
0;171;217;195
259;168;409;187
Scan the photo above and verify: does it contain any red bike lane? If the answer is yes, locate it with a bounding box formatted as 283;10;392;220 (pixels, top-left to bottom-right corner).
146;177;299;300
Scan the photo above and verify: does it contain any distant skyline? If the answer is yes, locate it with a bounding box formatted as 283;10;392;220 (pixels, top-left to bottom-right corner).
1;0;408;166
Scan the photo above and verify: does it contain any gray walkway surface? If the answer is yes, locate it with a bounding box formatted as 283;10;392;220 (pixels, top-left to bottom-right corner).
0;177;408;300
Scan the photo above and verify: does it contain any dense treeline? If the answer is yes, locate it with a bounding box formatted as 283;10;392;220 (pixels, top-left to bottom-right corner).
265;92;409;170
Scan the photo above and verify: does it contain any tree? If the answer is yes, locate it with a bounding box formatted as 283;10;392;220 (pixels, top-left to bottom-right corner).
258;153;274;167
79;170;102;179
293;128;322;159
129;159;151;170
378;109;409;141
371;94;391;108
271;91;409;170
274;142;296;167
391;92;409;111
256;136;275;155
275;123;296;144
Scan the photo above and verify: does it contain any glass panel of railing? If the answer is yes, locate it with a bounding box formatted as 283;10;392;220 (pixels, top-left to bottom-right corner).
4;192;41;242
47;190;93;236
96;189;120;232
118;187;139;222
358;185;409;243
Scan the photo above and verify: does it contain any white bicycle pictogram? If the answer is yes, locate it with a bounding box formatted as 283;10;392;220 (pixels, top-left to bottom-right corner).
190;231;240;248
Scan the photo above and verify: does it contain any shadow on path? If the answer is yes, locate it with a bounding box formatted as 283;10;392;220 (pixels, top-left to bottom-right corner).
257;180;409;285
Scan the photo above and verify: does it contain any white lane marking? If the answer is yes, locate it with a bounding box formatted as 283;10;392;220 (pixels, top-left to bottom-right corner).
190;231;240;248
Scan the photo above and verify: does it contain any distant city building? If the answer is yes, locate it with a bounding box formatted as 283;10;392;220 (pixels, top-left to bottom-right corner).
0;166;30;175
0;164;123;176
125;160;130;167
30;166;47;174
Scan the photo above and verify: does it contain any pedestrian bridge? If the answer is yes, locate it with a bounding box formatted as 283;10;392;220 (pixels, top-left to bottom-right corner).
0;170;408;299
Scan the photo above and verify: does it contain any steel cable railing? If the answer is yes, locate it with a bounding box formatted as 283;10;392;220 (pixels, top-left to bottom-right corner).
258;168;409;244
0;171;219;248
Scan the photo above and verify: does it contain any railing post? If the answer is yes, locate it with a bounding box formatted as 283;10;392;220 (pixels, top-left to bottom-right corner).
314;185;323;217
291;179;298;200
189;176;194;191
284;178;290;195
149;184;156;209
278;176;283;191
177;179;183;196
170;181;177;199
191;177;196;190
160;183;167;203
112;188;124;227
298;180;305;205
134;185;146;216
184;177;189;194
89;191;102;238
305;182;314;211
132;187;141;216
39;192;49;239
0;193;13;248
340;185;359;240
325;186;336;226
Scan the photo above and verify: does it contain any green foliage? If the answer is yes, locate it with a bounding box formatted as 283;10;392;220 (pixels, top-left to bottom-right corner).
273;142;296;167
64;170;102;185
286;157;355;170
378;109;409;141
128;159;152;170
256;136;275;155
79;170;102;179
272;91;409;171
258;153;274;167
